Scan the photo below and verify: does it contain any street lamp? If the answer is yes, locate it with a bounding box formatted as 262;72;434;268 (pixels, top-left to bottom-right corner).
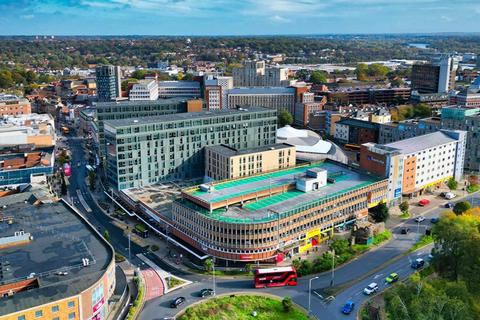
308;276;319;315
212;257;216;296
330;249;335;287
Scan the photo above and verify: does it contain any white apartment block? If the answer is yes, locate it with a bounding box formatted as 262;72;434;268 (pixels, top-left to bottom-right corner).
226;87;296;113
129;80;159;101
233;60;290;87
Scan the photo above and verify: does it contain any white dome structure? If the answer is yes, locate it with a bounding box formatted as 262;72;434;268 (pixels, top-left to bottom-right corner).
277;125;347;163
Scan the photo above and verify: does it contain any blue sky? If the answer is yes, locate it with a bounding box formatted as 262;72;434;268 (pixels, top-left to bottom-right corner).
0;0;479;35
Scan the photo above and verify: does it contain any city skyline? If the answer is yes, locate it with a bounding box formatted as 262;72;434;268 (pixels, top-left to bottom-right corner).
0;0;479;35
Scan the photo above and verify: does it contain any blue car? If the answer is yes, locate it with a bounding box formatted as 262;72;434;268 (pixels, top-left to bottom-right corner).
342;300;355;314
431;217;440;224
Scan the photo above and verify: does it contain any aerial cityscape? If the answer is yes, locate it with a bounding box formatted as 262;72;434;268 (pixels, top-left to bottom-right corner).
1;1;480;320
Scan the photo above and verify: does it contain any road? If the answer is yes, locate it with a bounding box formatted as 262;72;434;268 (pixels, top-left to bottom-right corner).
62;126;480;320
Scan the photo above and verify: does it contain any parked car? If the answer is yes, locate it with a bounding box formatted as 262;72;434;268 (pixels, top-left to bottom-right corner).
342;300;355;314
363;282;379;295
411;258;425;269
401;227;410;234
444;192;456;200
386;273;399;284
414;216;425;223
170;297;186;308
200;288;214;298
431;217;440;224
445;202;454;209
418;199;430;206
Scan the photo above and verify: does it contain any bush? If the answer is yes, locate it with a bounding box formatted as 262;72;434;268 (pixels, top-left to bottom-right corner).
467;183;480;193
447;178;458;190
115;252;126;262
453;201;471;215
399;201;409;214
150;244;159;251
282;296;293;312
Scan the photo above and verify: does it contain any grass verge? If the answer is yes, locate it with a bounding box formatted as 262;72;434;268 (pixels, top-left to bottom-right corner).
126;275;145;320
399;212;410;219
408;235;434;253
165;276;186;289
177;295;309;320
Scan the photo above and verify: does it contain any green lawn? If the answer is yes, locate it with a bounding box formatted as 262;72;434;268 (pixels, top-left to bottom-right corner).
165;277;185;289
178;295;309;320
399;212;410;219
408;235;434;253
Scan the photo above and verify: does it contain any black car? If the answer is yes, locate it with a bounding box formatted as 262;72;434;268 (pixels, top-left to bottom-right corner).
411;258;425;269
401;227;410;234
170;297;186;308
200;288;214;298
445;202;454;209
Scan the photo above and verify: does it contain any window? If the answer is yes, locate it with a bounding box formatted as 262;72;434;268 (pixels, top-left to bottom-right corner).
51;305;59;313
68;301;75;308
35;310;43;318
53;318;60;320
68;312;76;320
17;316;26;320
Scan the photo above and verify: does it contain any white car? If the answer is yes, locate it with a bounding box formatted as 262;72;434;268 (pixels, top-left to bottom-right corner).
414;216;425;223
444;192;456;200
363;282;379;295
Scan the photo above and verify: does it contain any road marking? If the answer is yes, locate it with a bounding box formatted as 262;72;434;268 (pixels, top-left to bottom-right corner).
76;189;92;212
373;273;383;279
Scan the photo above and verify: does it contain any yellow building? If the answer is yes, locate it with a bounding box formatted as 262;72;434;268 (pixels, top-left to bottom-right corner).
205;143;296;180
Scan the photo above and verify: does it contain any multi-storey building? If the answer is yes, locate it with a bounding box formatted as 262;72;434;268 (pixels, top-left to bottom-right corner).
293;93;326;127
411;56;457;94
95;65;121;102
0;192;116;320
441;106;480;171
0;94;31;116
205;143;296;180
334;118;381;144
204;76;233;109
171;160;387;261
157;81;201;98
227;87;296;113
319;87;410;105
95;98;188;158
449;77;480;107
0;113;55;148
378;117;442;144
104;107;277;190
360;130;466;205
232;60;290;87
0;147;54;186
129;79;159;101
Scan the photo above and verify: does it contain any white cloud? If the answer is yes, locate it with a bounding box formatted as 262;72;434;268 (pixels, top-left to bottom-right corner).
20;14;35;19
270;15;290;23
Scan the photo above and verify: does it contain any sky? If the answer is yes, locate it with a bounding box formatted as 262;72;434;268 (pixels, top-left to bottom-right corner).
0;0;479;35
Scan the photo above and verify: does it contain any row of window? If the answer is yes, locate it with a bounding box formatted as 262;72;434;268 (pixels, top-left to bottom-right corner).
17;301;75;320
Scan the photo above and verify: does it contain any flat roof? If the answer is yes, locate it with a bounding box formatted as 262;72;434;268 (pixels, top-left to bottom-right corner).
384;131;458;154
0;192;113;315
336;118;380;129
228;87;295;95
96;97;188;108
104;106;273;128
180;161;382;223
205;143;293;158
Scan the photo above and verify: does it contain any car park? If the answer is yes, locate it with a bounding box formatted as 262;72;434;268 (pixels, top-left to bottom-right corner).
414;216;425;223
200;288;214;298
170;297;186;308
342;300;355;314
411;258;425;269
363;282;379;295
386;273;399;284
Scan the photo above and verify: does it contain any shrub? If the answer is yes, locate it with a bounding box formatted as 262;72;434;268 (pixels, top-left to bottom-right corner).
282;296;293;312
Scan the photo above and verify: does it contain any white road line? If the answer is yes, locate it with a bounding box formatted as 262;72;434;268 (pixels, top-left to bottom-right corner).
76;189;92;212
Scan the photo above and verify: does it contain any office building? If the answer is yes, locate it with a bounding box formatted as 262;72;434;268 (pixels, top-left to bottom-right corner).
205;143;296;180
319;87;410;105
360;130;466;205
0;192;115;320
95;98;189;158
204;76;233;109
227;87;296;113
378;117;442;144
0;147;54;186
441;106;480;171
232;60;290;87
158;81;201;98
171;160;387;261
95;65;121;102
411;56;457;94
410;91;449;107
104;107;277;190
0;94;31;116
294;94;326;127
334;118;381;144
449;77;480;107
129;79;159;101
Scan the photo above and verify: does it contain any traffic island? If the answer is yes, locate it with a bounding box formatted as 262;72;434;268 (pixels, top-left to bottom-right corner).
176;293;310;320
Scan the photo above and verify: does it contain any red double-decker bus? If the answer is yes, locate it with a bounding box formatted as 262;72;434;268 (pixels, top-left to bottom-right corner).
254;266;298;288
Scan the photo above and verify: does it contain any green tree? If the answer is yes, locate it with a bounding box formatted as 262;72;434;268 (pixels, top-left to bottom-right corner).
282;296;293;312
295;69;310;81
453;201;471;215
131;69;148;80
103;230;110;243
367;63;390;78
329;239;350;255
399;201;409;214
310;70;327;84
244;263;253;274
88;170;96;191
356;63;368;81
413;103;432;117
204;258;214;273
370;202;389;222
447;178;458;190
278;110;293;127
